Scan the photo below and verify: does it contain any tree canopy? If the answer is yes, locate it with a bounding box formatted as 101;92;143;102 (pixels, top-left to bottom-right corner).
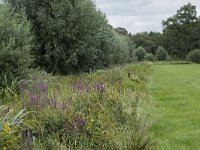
5;0;135;74
162;3;200;58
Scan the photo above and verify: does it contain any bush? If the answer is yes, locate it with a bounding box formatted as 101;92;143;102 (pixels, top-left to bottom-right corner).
155;46;168;61
187;49;200;63
0;5;32;89
135;47;147;61
7;0;134;74
112;31;131;64
145;53;155;61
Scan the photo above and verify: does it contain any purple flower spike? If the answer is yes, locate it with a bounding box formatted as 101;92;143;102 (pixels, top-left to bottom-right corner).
94;82;106;93
38;82;48;92
74;116;86;129
29;93;38;105
72;81;90;95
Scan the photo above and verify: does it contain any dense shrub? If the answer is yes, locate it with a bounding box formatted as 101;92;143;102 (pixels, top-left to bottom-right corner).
145;53;155;61
0;5;32;89
6;0;134;74
155;46;168;61
187;49;200;63
112;31;132;64
135;47;147;61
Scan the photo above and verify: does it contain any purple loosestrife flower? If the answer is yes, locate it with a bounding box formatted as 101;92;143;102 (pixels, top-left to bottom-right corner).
38;82;48;92
85;84;90;93
29;93;39;105
74;116;86;129
60;101;70;112
72;81;90;95
47;99;58;109
94;82;106;93
53;100;57;109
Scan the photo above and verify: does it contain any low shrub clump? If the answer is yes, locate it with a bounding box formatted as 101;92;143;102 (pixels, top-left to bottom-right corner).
187;49;200;63
135;47;147;61
145;53;155;62
155;46;168;61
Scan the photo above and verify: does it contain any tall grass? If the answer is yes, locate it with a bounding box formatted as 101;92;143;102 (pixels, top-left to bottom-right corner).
1;63;154;149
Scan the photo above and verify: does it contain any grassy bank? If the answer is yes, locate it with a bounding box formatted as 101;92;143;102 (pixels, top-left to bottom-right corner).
1;63;154;150
151;64;200;150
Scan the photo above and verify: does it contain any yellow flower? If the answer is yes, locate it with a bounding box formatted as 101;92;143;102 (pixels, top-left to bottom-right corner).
3;147;7;150
3;122;11;133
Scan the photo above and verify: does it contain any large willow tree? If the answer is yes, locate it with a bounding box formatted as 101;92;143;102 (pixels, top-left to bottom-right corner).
0;4;32;88
6;0;134;74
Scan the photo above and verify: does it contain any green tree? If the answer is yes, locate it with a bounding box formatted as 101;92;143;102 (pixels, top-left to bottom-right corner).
6;0;134;74
187;49;200;63
131;32;158;54
0;4;32;88
115;27;128;35
155;46;167;61
145;53;155;62
135;47;147;62
162;3;200;58
112;31;132;64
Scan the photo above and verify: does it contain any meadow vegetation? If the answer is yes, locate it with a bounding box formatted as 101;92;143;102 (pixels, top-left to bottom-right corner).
1;63;154;149
0;0;200;149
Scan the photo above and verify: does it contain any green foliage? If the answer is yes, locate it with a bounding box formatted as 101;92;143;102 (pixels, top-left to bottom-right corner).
187;49;200;63
131;32;164;55
155;46;168;61
0;76;19;104
17;64;153;149
0;5;32;90
135;47;147;61
6;0;135;74
145;53;155;62
112;31;132;64
115;27;129;35
0;106;30;150
162;3;200;58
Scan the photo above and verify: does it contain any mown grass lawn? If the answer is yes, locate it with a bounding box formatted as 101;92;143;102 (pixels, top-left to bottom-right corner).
151;64;200;150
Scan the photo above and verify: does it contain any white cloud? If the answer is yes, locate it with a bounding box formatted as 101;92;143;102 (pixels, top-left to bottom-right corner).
94;0;200;33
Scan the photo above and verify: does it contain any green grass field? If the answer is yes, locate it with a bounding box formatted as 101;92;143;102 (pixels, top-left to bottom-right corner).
151;64;200;150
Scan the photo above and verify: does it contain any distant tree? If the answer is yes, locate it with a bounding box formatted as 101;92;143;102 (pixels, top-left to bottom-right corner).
115;27;128;35
145;53;155;62
131;32;159;54
187;49;200;63
135;47;147;61
162;3;200;58
155;46;168;61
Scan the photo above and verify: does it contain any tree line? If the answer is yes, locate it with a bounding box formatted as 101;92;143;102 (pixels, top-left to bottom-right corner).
131;3;200;59
1;0;135;76
0;1;200;88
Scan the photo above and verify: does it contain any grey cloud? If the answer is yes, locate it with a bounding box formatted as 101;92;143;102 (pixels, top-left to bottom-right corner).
94;0;200;33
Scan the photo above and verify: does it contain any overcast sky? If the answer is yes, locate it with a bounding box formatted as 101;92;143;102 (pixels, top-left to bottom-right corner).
94;0;200;34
